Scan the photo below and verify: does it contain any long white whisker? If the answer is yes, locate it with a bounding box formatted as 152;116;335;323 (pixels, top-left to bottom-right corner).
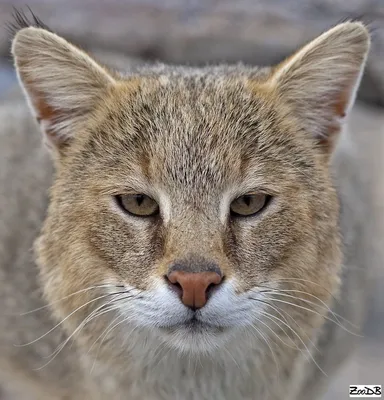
150;340;171;370
17;292;124;347
34;294;134;371
89;293;142;373
252;297;320;353
20;284;120;315
88;296;133;353
249;324;280;381
256;311;301;351
261;298;327;377
258;285;358;329
66;293;139;356
222;347;242;371
90;315;132;374
270;278;337;299
32;303;113;371
262;295;361;337
44;301;114;360
76;293;137;353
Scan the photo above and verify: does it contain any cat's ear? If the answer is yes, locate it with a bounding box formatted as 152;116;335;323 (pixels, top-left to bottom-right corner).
267;22;370;152
12;27;116;153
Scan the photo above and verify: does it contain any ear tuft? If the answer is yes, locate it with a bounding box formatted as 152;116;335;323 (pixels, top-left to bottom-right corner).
6;6;51;37
12;26;116;153
268;21;370;152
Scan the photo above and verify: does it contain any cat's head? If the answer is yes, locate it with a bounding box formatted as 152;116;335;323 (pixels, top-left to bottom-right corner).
12;20;369;357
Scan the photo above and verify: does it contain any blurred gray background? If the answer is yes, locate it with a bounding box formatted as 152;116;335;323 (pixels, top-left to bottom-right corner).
0;1;383;399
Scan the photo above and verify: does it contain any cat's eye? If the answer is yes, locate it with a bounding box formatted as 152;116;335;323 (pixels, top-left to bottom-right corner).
116;194;159;217
230;194;270;217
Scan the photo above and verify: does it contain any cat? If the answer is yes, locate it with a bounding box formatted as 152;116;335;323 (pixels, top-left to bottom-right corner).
0;13;371;400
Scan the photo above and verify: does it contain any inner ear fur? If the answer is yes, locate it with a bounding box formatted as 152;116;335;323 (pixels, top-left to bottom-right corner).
12;27;116;153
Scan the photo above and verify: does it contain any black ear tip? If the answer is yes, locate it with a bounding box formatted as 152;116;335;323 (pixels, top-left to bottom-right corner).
6;6;51;38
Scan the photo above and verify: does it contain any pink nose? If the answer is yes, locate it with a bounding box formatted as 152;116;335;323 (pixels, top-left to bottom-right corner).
167;271;223;309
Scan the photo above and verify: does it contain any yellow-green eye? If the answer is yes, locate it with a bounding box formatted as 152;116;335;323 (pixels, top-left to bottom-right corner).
230;194;270;217
117;194;159;217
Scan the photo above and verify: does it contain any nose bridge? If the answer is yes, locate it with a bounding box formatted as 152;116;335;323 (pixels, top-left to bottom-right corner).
162;214;229;309
169;255;222;276
167;213;222;259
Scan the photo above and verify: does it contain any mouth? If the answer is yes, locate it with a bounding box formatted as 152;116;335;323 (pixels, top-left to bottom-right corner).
155;313;234;354
160;315;227;334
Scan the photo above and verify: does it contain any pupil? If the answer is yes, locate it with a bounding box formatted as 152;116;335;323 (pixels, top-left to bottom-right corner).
243;195;251;207
136;195;144;206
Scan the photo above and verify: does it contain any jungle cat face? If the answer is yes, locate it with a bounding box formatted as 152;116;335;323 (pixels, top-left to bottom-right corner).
12;21;369;356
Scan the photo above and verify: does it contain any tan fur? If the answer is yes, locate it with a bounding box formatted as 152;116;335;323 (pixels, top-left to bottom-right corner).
0;21;371;399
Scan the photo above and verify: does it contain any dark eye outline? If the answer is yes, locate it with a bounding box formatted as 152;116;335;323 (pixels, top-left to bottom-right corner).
115;194;160;218
230;194;272;218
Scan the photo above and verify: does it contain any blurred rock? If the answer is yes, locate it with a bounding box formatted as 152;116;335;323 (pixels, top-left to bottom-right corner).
0;0;383;106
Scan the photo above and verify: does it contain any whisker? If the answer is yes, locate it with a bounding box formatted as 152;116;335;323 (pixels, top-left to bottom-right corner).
20;284;122;315
16;291;126;347
68;302;121;352
269;278;337;299
150;339;171;370
222;347;242;371
250;293;327;374
253;297;327;376
257;285;359;329
249;302;300;352
89;314;122;361
90;315;132;374
256;311;301;351
89;293;144;373
32;310;119;372
253;297;320;353
50;292;139;357
248;324;280;381
87;294;138;356
44;301;116;360
34;292;139;371
261;295;362;337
